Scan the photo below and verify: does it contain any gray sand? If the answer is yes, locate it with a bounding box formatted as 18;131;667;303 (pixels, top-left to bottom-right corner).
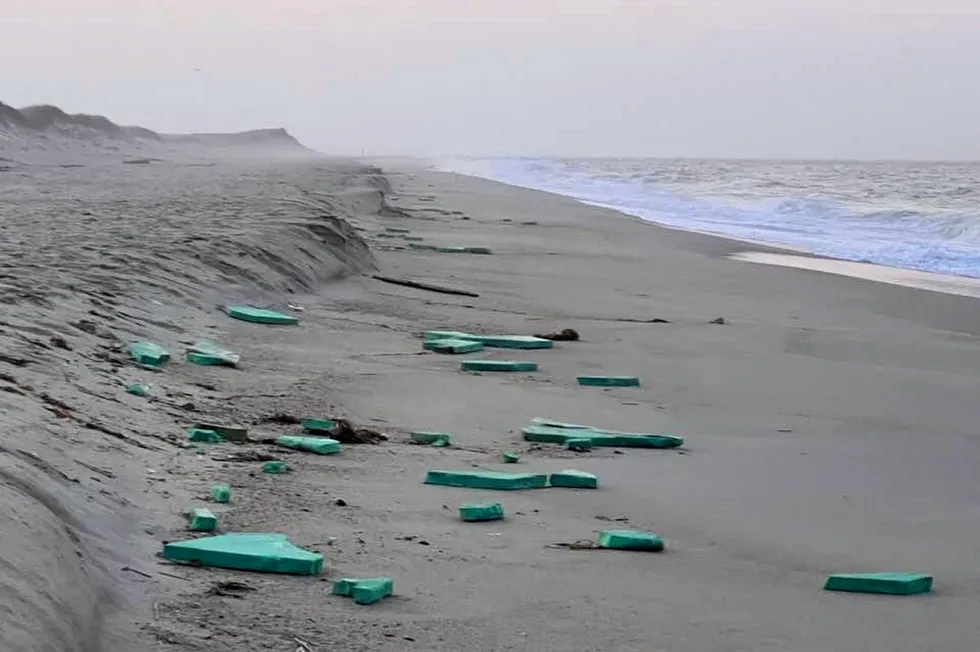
3;125;980;650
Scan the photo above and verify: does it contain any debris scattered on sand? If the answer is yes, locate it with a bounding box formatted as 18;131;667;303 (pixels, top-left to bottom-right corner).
225;306;299;326
210;484;231;503
126;383;150;397
185;341;240;367
129;341;170;370
193;422;249;442
424;469;548;490
333;577;394;605
577;376;641;387
710;317;726;325
823;572;933;595
597;530;665;552
500;451;520;464
459;502;505;522
276;435;342;455
188;428;223;444
423;338;484;354
549;470;598;489
187;508;218;532
523;419;684;449
162;533;323;575
411;431;451;447
261;460;291;474
461;360;538;373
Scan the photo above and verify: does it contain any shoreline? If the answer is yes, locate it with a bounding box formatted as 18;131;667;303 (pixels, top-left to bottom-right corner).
430;161;980;296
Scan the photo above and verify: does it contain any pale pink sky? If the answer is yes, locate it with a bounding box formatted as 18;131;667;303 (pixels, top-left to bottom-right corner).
2;0;978;158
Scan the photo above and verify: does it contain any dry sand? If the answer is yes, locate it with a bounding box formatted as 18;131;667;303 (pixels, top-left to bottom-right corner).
3;144;980;651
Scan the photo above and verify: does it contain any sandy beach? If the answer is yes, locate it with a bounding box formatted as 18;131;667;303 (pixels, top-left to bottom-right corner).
3;152;980;651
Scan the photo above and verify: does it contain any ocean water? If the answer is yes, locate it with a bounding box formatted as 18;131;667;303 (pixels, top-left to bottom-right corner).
437;158;980;279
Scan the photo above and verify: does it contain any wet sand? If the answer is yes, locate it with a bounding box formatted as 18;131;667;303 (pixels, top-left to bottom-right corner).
3;159;980;651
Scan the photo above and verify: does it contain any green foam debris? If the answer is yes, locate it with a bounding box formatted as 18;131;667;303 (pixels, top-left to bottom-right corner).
276;436;342;455
210;484;231;503
162;533;323;575
333;577;394;605
301;418;337;433
549;469;598;489
501;451;520;464
261;460;291;474
385;227;411;233
823;572;933;596
522;423;683;449
187;507;218;532
401;235;425;242
193;422;248;442
577;376;640;387
459;502;505;522
188;428;223;444
597;530;665;552
411;431;451;446
469;335;553;349
423;338;484;354
129;342;170;370
423;330;473;341
424;470;548;490
461;360;538;372
125;384;149;397
185;342;240;367
226;306;299;326
565;438;594;452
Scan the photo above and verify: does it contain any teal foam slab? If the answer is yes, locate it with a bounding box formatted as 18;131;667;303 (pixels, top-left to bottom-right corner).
424;470;548;490
125;384;149;397
188;508;218;532
162;533;323;575
824;572;933;596
530;418;592;430
411;431;451;446
353;577;394;605
277;436;342;455
385;227;411;233
550;470;598;489
522;424;683;449
193;422;248;442
469;335;553;350
262;460;291;474
188;428;223;444
565;438;594;452
462;360;538;372
210;484;231;503
424;338;484;354
129;342;170;370
226;306;299;326
423;330;474;341
459;502;505;522
186;341;240;367
501;452;520;464
301;418;337;433
597;530;665;552
577;376;640;387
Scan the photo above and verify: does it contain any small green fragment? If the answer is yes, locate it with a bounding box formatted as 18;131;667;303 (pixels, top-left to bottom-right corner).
384;227;411;233
461;360;538;373
549;469;598;489
332;578;359;597
823;572;933;596
193;423;248;442
597;530;665;552
577;376;641;387
411;431;451;446
210;484;231;503
261;461;291;474
301;418;337;433
469;335;553;350
276;436;342;455
423;338;484;354
400;235;425;242
125;384;149;397
186;341;240;367
129;342;170;370
226;306;299;326
459;502;505;522
424;469;548;490
353;577;394;605
501;451;520;464
422;330;474;341
565;438;593;452
188;428;223;444
162;533;322;575
187;508;218;532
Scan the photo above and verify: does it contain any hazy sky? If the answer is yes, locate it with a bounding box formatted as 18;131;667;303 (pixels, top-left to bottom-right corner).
2;0;978;159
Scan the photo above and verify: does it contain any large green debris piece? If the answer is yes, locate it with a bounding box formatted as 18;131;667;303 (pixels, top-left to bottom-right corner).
549;469;598;489
276;436;342;455
823;573;933;596
459;503;505;522
424;469;548;490
522;422;683;449
462;360;538;373
162;533;323;575
226;306;299;326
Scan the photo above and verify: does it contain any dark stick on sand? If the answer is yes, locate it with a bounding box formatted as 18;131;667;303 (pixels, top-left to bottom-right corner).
372;275;480;298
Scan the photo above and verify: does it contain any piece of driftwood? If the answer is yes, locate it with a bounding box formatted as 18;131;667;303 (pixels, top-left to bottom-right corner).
372;275;479;298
